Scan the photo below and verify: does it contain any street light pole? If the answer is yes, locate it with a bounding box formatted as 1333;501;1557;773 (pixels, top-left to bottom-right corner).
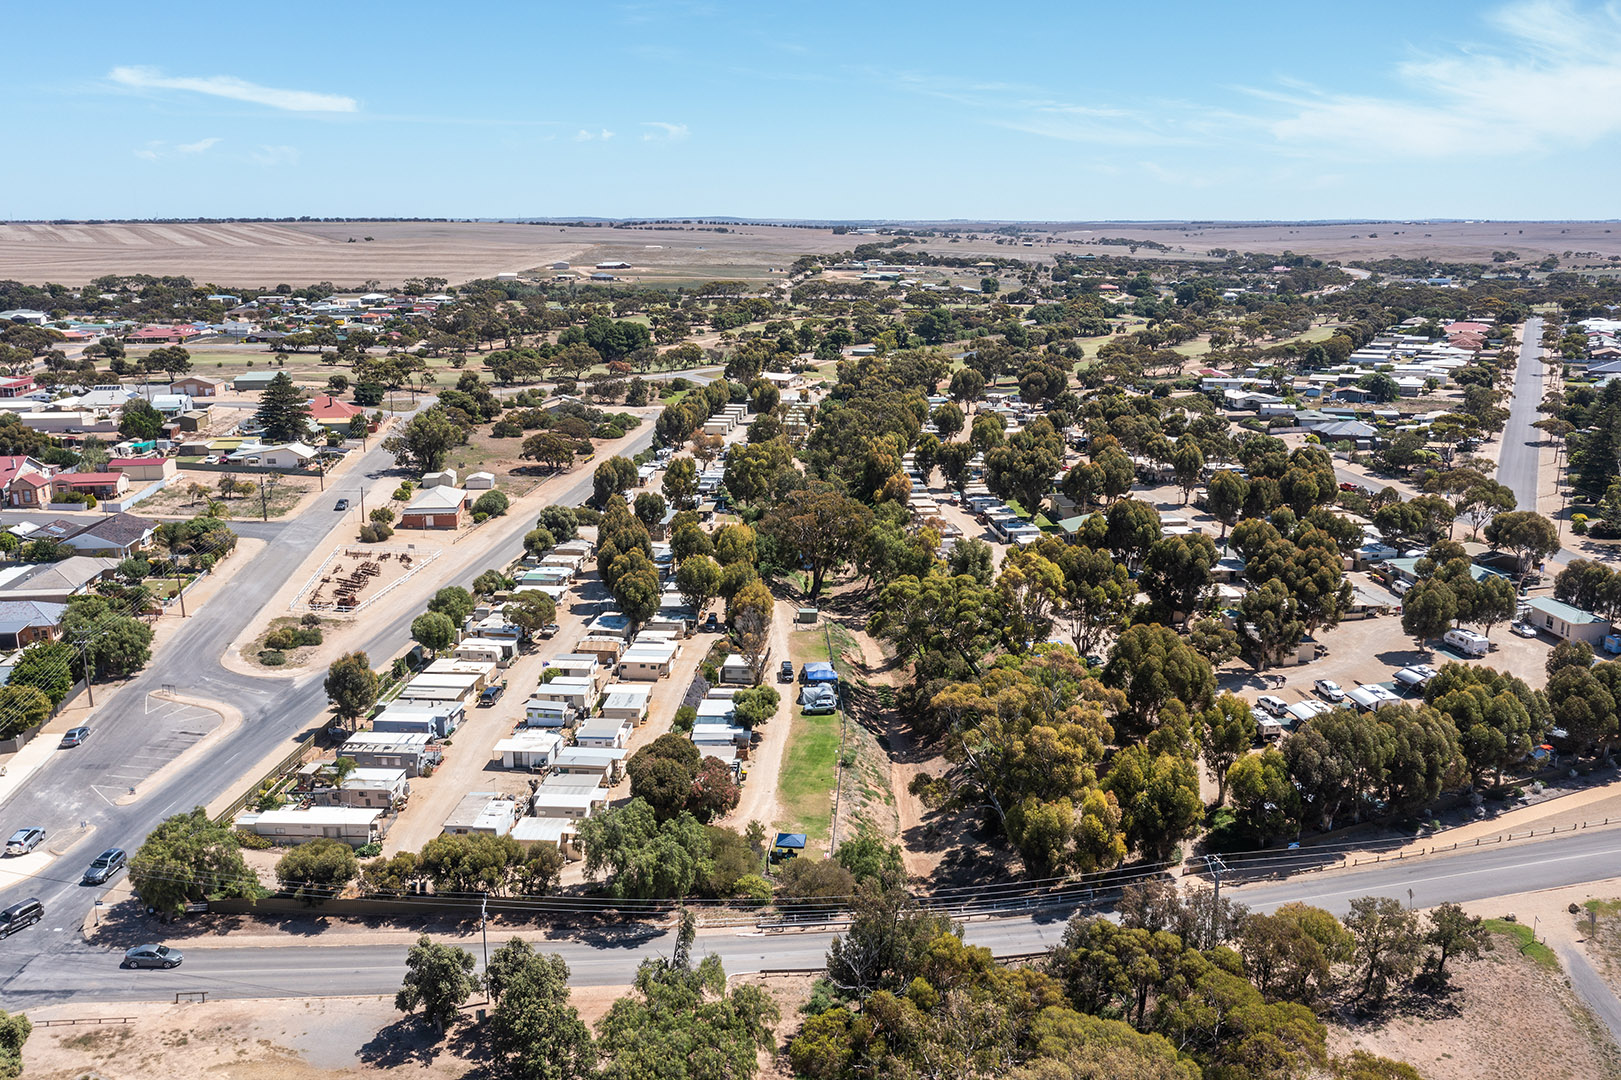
71;633;94;708
480;892;490;973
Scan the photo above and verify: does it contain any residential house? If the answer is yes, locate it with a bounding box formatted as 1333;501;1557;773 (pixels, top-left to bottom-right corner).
0;556;119;603
0;601;67;649
307;394;365;432
233;371;283;392
0;377;35;398
339;731;439;776
399;486;470;529
58;513;155;558
50;472;129;501
0;456;54;508
227;442;319;470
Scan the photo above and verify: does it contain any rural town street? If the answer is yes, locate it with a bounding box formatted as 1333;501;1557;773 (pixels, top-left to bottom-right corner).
0;422;658;949
5;823;1621;1006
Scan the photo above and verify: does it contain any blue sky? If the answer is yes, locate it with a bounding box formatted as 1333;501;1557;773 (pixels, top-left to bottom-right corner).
8;0;1621;220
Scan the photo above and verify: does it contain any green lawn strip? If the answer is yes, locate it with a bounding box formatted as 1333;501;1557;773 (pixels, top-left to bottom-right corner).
777;708;840;840
1484;919;1560;971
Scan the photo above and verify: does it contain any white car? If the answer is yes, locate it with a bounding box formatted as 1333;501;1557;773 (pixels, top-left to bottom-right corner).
1256;694;1290;718
1510;622;1538;638
1390;578;1412;597
1313;679;1346;702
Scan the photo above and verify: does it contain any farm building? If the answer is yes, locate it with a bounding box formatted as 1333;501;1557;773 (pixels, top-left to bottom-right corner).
399;485;470;529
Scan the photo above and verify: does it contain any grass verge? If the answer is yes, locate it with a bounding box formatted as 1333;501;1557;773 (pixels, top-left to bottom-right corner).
1485;918;1560;971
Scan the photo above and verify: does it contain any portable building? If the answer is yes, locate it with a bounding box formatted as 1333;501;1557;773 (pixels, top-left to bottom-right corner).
442;792;522;838
493;729;563;770
236;807;387;847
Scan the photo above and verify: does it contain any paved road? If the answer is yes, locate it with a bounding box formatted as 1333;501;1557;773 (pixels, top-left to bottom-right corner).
1498;316;1545;515
0;420;656;949
5;824;1621;1006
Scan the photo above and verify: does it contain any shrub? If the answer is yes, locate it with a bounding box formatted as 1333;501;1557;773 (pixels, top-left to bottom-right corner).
734;873;772;903
264;627;301;651
491;420;523;438
259;650;287;666
359;522;394;543
391;482;415;502
356;842;382;858
296;628;323;647
370;507;395;525
472;491;509;518
235;829;273;850
1590;519;1621;539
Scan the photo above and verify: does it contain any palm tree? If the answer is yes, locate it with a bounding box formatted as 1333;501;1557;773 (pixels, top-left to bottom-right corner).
322;756;358;793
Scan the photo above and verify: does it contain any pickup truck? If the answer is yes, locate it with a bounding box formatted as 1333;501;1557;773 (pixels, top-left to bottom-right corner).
478;681;507;707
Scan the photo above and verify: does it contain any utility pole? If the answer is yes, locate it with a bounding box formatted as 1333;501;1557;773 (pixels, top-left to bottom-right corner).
258;475;268;522
480;892;490;973
71;633;94;708
174;558;187;618
1204;854;1229;946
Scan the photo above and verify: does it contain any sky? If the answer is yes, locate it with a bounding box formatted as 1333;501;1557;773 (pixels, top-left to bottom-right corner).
7;0;1621;221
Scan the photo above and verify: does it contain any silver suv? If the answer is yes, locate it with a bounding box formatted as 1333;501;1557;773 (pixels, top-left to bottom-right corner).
5;828;44;856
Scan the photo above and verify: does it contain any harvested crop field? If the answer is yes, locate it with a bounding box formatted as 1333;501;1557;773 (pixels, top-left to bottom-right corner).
0;220;858;288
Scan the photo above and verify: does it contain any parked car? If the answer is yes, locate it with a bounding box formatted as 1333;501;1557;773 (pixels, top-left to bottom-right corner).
83;847;127;884
778;660;794;683
334;498;350;511
1313;679;1346;702
0;898;43;937
1256;695;1290;718
1390;578;1412;597
702;612;720;632
5;828;44;856
1511;621;1539;638
60;726;91;747
538;623;559;639
478;682;506;707
123;944;183;969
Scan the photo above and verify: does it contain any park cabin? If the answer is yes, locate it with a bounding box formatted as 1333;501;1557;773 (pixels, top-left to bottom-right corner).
618;641;677;680
523;698;574;729
309;767;410;811
575;717;632;749
598;683;652;725
236;807;387;847
441;792;521;838
529;788;610;821
339;731;438;776
1523;597;1610;645
552;746;626;783
493;729;563;770
371;702;462;739
510;816;581;859
530;675;594;713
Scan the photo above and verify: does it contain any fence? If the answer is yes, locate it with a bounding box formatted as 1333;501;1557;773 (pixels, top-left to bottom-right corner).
212;730;323;824
176;461;326;478
37;1017;135;1028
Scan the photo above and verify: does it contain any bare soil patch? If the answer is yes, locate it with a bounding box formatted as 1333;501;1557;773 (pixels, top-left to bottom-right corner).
1327;940;1621;1080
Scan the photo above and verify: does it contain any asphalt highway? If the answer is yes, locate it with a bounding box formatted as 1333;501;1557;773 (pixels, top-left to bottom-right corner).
3;824;1620;1006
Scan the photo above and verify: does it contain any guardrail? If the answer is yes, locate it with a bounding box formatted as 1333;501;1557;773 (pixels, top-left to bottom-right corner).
37;1017;135;1028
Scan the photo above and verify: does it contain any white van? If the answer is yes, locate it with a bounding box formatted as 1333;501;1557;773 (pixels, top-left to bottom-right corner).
1443;628;1490;658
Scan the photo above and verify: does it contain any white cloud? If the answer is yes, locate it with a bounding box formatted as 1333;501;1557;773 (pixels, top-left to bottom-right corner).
1262;0;1621;156
132;137;221;160
250;145;300;166
574;128;615;141
109;66;357;113
641;121;690;142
